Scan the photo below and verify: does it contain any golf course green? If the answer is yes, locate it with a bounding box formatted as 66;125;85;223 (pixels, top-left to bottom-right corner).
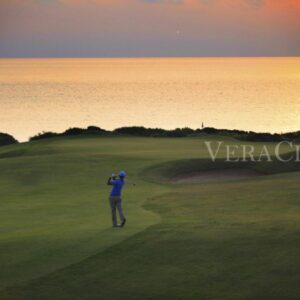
0;136;299;300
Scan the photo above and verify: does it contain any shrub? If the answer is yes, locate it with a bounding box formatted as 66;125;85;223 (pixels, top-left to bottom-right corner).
30;132;59;141
0;133;18;146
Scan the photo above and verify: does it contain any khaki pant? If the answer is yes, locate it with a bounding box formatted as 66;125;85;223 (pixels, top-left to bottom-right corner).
109;196;125;226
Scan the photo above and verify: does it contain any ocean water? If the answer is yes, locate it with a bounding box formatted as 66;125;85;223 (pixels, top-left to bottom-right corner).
0;57;299;141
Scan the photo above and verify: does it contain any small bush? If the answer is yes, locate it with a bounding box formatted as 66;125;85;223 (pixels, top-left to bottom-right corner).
30;132;59;141
0;133;18;146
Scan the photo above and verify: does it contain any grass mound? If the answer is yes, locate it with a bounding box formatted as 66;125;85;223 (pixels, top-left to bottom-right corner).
144;150;300;183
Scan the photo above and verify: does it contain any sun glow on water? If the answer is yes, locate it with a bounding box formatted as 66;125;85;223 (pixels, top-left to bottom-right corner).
0;57;300;141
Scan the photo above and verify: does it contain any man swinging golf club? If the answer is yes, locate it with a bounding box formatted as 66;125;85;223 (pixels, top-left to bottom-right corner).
107;171;127;228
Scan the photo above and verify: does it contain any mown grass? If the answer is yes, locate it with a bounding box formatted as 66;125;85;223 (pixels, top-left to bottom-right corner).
0;136;299;299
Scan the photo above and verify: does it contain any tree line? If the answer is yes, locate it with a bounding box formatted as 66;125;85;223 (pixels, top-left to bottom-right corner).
29;126;300;142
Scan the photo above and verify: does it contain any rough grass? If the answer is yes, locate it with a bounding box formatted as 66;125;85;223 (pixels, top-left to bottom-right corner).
0;136;299;299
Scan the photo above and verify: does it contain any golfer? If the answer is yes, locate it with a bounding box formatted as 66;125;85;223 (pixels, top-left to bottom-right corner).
107;171;126;228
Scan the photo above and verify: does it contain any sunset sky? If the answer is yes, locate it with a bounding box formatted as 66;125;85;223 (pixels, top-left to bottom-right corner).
0;0;299;57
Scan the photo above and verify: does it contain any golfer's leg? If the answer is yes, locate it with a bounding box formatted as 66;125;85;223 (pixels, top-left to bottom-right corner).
109;197;117;226
116;198;125;222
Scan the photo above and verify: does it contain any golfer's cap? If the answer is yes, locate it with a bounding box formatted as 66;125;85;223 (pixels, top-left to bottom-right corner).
119;171;126;177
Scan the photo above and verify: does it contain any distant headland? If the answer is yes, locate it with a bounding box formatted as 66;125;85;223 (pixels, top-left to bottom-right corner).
1;126;300;147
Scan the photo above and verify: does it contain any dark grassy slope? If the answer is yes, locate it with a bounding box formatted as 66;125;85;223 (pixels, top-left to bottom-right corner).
0;136;299;300
0;133;18;147
144;151;300;183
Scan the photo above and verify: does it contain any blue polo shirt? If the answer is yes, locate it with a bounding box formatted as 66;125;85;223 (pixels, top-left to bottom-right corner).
110;179;125;197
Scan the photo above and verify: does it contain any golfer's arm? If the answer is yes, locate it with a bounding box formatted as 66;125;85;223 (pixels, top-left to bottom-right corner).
107;177;113;185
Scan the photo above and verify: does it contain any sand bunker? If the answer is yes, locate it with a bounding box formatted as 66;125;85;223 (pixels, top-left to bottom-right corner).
172;169;262;183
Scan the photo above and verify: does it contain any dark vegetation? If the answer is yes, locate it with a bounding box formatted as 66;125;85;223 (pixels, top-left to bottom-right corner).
30;126;108;141
2;126;300;145
29;126;300;143
0;132;18;146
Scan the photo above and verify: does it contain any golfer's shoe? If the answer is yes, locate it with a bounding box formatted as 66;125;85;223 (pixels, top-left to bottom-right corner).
121;218;126;227
113;224;121;228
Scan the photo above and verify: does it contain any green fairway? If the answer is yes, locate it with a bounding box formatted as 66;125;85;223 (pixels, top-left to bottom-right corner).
0;136;299;299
